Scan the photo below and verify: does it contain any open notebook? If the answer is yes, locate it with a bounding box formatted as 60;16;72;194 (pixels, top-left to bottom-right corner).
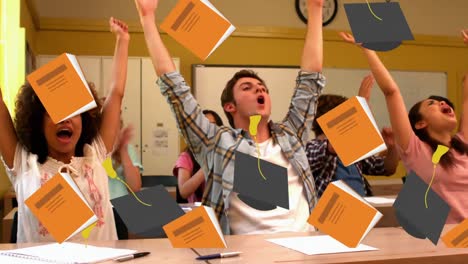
0;242;136;264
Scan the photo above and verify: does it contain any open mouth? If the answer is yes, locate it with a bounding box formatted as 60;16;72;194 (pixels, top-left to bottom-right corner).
257;96;265;105
441;105;453;115
56;128;73;140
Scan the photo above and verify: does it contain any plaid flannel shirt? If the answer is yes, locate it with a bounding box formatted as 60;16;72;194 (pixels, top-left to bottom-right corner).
158;71;325;234
306;138;387;197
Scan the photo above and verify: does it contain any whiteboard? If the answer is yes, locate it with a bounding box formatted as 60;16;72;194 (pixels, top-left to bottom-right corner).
193;65;447;132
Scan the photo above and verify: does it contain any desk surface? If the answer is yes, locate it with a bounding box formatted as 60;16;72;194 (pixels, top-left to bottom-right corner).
0;227;466;264
0;239;203;264
195;226;467;264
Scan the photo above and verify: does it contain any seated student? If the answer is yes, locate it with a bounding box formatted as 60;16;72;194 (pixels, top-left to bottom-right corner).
109;123;143;239
134;0;325;234
0;17;129;242
306;75;399;197
173;110;223;203
338;30;468;223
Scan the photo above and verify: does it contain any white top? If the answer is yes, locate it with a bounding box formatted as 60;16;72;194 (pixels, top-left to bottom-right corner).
3;136;117;243
228;138;312;234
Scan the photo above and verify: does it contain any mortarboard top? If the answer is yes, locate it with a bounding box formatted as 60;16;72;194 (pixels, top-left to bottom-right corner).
111;185;185;238
393;172;450;245
344;2;414;51
233;150;289;211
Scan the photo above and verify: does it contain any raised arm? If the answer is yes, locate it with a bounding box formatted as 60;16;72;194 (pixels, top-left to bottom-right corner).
114;125;142;192
283;0;325;142
100;17;130;153
460;29;468;139
134;0;175;76
339;32;413;151
300;0;323;72
0;87;17;168
462;29;468;45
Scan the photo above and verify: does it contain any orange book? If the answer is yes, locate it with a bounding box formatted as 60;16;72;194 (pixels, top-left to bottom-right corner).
308;180;382;248
160;0;235;60
442;219;468;248
317;96;386;166
163;206;226;248
26;53;97;124
25;172;97;243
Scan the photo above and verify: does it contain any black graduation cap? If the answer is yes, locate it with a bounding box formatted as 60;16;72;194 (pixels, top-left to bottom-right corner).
233;150;289;211
111;185;185;238
393;172;450;245
344;2;414;51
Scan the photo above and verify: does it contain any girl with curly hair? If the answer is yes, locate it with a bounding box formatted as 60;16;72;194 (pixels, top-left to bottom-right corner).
0;17;130;242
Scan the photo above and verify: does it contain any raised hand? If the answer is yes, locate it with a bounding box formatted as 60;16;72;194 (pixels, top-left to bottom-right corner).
134;0;158;18
339;32;362;46
358;74;375;103
109;17;129;40
462;29;468;45
117;125;134;152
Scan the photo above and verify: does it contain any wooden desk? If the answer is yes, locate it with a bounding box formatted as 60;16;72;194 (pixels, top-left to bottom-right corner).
369;179;403;196
0;238;203;264
365;196;398;228
194;226;468;264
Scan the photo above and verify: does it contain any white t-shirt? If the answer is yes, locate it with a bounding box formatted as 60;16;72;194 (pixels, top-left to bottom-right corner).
228;138;312;234
3;136;117;243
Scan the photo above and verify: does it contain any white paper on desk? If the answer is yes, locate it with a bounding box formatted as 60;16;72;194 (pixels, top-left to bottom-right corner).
1;242;136;264
266;235;378;255
364;197;396;204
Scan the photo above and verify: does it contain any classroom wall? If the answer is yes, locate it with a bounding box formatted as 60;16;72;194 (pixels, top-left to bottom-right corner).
12;0;468;182
21;0;38;54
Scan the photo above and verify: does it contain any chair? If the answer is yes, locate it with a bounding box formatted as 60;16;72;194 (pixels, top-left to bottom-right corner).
10;210;18;243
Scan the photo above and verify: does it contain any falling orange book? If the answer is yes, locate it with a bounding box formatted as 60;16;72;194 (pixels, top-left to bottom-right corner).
317;96;386;166
160;0;236;60
25;172;98;243
27;53;97;124
442;219;468;248
163;206;226;248
308;180;382;248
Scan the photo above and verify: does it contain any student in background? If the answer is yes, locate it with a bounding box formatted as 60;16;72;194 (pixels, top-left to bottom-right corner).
109;123;143;239
109;123;143;200
339;30;468;223
173;110;223;203
134;0;325;234
306;75;399;198
0;17;129;242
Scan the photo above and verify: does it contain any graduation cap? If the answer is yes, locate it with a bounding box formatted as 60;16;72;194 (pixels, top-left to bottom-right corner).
393;172;450;245
111;185;185;238
344;2;414;51
233;150;289;211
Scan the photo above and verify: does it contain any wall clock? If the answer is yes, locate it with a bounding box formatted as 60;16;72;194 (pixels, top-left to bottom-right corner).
295;0;338;26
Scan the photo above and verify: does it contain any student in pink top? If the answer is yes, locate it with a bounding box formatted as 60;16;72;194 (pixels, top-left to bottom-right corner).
173;110;223;203
339;30;468;224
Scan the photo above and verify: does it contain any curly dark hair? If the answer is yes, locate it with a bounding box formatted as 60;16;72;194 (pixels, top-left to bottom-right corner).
312;94;348;136
408;95;468;168
14;82;103;164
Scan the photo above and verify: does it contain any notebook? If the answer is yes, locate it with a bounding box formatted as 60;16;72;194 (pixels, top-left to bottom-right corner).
308;180;382;248
0;242;136;264
26;53;97;124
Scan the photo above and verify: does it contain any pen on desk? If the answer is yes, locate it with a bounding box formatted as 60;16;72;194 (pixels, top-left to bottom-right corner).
196;251;242;260
114;252;150;262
